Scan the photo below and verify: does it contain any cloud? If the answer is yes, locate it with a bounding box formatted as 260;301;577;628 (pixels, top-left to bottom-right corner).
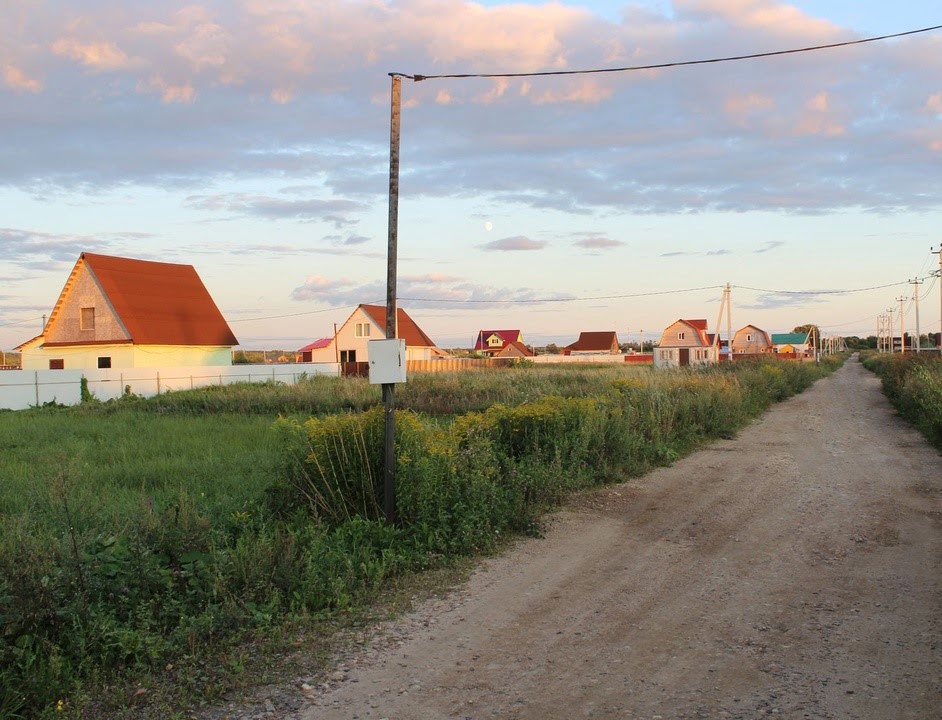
3;64;41;93
738;291;831;310
0;0;938;217
573;235;625;250
0;227;114;269
660;248;730;257
755;240;784;253
51;39;133;72
480;235;549;252
184;192;367;227
289;271;573;308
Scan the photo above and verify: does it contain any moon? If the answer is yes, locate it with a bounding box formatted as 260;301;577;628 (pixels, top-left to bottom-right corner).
484;221;493;231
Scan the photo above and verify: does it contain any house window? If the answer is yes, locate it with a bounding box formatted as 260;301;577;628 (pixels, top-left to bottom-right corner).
49;359;64;370
487;335;502;347
98;356;112;369
355;323;370;338
80;307;95;330
746;334;753;342
678;331;686;340
340;349;357;363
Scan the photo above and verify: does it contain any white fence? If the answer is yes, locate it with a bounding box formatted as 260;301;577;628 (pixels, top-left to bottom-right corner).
0;363;341;411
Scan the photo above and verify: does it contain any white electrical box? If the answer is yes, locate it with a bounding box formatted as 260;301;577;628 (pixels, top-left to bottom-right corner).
368;339;407;385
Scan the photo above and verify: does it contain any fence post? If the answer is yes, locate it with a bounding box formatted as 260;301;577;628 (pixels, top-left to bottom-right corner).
34;371;39;406
156;371;161;395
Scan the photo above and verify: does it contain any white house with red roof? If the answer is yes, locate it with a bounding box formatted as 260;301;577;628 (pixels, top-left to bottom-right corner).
17;252;238;370
301;304;443;364
654;319;719;368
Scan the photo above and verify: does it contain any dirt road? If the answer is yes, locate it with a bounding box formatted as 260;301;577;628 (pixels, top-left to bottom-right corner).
298;357;941;719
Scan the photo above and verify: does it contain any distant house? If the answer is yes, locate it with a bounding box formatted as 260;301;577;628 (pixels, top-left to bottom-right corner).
298;338;334;363
563;331;621;355
771;331;812;355
493;340;535;358
17;252;237;370
473;330;525;356
731;325;772;354
300;304;442;364
654;319;719;368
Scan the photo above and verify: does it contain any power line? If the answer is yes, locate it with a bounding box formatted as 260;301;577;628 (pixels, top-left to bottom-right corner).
735;280;916;296
398;24;942;82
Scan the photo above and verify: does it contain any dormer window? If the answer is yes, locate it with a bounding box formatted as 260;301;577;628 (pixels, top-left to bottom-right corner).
487;335;502;347
80;307;95;331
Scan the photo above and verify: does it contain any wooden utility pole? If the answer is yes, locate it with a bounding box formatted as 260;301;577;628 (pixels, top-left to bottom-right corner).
934;245;942;356
383;73;403;525
886;308;895;352
725;283;732;362
897;296;907;353
911;278;922;353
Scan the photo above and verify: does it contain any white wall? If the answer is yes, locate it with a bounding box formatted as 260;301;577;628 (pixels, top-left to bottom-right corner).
530;354;628;364
0;363;340;411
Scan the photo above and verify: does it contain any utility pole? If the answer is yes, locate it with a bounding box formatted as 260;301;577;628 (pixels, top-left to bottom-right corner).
886;308;895;352
934;245;942;356
911;278;922;353
897;296;908;353
383;73;403;525
725;283;732;362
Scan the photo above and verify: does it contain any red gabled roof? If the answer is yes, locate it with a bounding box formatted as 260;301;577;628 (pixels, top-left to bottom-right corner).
76;253;238;346
298;338;333;352
565;331;620;352
473;329;522;351
359;304;437;348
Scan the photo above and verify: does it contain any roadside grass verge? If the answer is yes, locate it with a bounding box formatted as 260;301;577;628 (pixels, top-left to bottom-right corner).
860;351;942;449
0;356;844;719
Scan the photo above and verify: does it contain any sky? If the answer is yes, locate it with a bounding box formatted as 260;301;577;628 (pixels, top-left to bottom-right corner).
2;0;941;352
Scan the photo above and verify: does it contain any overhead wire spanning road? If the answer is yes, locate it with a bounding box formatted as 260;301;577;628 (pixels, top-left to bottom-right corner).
297;356;940;719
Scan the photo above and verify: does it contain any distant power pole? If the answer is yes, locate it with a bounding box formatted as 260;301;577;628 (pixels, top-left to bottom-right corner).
911;278;922;353
897;295;908;353
934;245;942;356
886;308;895;352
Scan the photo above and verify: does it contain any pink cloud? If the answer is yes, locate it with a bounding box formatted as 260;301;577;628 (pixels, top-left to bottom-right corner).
2;64;41;93
51;38;132;71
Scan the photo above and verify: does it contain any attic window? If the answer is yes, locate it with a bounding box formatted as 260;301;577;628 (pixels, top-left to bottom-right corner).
678;331;686;340
746;334;753;342
488;335;502;346
355;322;370;338
80;307;95;331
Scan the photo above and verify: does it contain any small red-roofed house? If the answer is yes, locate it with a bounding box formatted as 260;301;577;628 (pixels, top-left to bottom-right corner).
654;319;718;368
494;340;535;358
563;331;621;355
473;330;526;356
298;338;335;363
17;252;238;370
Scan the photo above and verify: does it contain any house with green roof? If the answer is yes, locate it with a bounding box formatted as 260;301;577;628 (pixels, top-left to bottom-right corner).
771;331;811;355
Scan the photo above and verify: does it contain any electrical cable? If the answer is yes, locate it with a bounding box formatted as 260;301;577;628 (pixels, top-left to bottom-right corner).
396;24;942;82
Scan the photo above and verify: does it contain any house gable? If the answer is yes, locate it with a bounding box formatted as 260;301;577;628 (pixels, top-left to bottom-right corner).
43;260;131;346
359;304;437;348
473;329;523;352
658;319;711;348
